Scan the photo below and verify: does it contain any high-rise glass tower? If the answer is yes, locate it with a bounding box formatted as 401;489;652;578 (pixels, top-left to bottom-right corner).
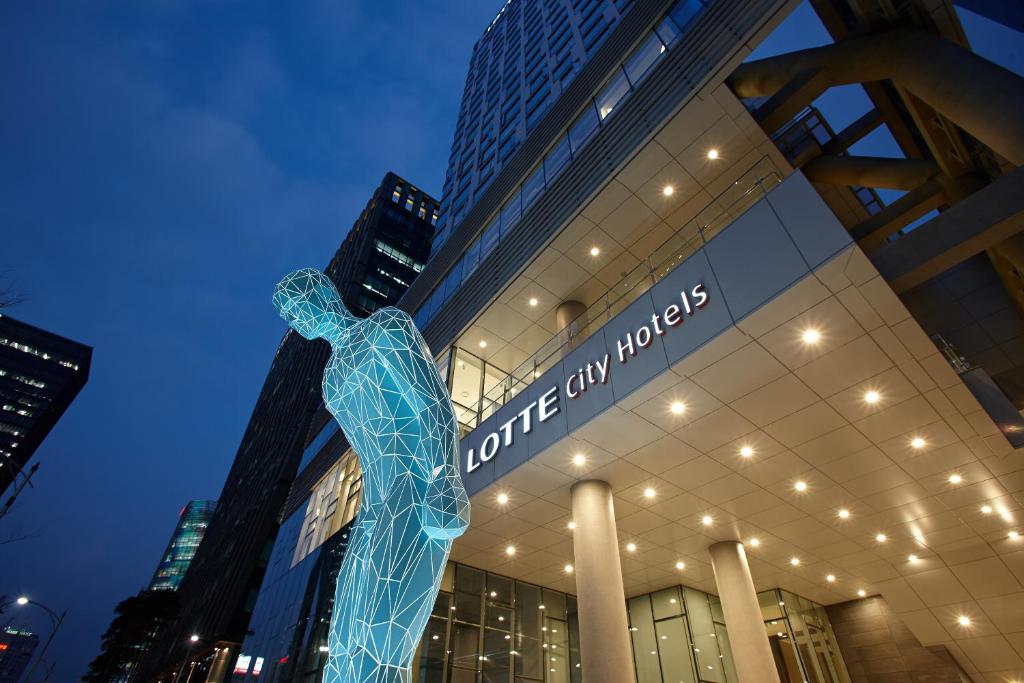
0;314;91;496
434;0;636;246
148;499;217;592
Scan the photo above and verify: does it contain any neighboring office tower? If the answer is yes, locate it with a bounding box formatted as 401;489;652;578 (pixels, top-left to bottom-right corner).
148;500;217;592
134;173;437;683
0;313;91;497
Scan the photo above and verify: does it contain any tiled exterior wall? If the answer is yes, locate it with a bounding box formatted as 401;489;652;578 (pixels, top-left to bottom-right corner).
826;597;971;683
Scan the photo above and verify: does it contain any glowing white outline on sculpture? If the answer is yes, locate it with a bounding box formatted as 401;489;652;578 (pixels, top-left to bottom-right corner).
273;268;470;683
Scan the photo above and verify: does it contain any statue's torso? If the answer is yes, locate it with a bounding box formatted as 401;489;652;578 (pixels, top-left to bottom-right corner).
322;307;455;512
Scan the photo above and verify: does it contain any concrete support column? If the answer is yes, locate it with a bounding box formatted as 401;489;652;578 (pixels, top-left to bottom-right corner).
570;480;636;683
556;300;587;356
708;541;780;683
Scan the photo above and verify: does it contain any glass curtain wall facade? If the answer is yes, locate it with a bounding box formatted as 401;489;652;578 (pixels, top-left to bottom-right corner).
149;499;217;591
435;0;637;244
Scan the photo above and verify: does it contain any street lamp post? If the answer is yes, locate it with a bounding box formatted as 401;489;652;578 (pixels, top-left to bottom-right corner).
14;596;65;683
172;634;201;683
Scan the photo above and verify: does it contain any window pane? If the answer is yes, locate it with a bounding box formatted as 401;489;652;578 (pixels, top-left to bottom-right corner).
668;0;705;31
463;238;481;280
595;68;630;120
417;617;448;683
521;163;545;211
652;587;682;620
683;588;725;682
628;596;662;683
655;16;681;46
655;617;696;683
482;628;511;683
451;622;481;671
624;32;665;86
568;104;600;154
544;135;572;183
443;259;463;300
480;216;501;260
514;583;543;679
545;617;570;683
500;191;522;235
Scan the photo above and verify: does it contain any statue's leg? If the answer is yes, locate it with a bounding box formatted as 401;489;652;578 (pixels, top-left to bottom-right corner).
358;513;452;676
324;520;375;683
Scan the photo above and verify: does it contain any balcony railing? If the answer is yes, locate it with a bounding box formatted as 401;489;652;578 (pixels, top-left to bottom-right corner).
445;156;783;430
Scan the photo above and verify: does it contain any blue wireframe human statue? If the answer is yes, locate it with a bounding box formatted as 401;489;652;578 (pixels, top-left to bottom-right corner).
273;268;471;683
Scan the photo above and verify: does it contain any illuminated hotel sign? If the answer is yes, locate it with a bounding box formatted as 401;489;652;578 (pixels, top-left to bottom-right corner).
466;284;709;472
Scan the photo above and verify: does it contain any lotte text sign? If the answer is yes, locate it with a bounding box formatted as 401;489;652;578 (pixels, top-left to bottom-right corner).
465;283;708;473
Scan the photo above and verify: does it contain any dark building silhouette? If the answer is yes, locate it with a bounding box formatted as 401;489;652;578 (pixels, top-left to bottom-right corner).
0;627;39;683
148;499;217;592
0;313;90;497
134;173;436;682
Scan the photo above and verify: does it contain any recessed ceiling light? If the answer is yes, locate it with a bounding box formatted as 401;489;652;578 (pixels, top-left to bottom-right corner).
505;545;516;556
826;574;836;583
908;554;920;563
1009;530;1020;540
643;487;656;499
864;390;880;404
748;538;760;547
626;542;637;552
957;615;971;627
794;480;808;492
589;246;600;257
857;589;867;598
528;297;539;307
740;445;754;458
572;454;586;466
948;473;963;484
662;185;675;196
564;564;574;574
670;401;686;415
497;493;509;505
875;533;887;543
567;521;576;530
479;340;488;349
838;509;850;519
911;437;926;449
675;561;686;570
790;557;800;566
706;148;719;160
801;328;821;344
981;505;993;514
701;515;713;526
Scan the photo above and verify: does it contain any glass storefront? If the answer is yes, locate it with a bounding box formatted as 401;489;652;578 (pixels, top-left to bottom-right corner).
413;564;582;683
758;589;851;683
627;586;736;683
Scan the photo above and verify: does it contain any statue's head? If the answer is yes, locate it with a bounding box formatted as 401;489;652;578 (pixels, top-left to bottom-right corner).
273;268;351;340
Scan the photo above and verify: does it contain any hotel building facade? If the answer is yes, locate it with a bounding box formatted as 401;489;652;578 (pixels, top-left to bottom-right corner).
228;0;1024;681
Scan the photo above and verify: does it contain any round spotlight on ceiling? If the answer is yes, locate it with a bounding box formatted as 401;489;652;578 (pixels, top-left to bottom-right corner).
801;328;821;344
706;148;719;160
864;390;880;404
662;185;675;197
589;246;600;257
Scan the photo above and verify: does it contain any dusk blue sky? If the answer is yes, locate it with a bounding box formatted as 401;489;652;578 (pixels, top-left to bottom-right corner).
0;1;1019;679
